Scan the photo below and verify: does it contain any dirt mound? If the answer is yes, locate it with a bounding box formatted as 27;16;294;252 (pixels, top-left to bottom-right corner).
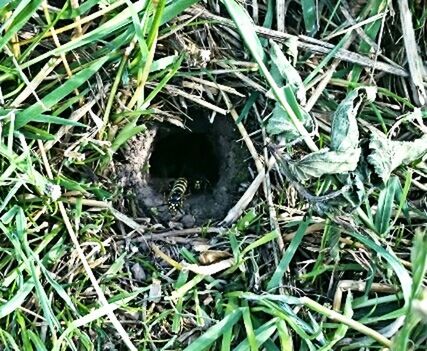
118;111;248;225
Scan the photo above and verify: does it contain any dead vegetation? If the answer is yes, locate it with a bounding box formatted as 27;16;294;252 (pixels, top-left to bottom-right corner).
0;0;426;350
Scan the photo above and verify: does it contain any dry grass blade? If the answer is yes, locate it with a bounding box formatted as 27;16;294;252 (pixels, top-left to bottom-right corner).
397;0;427;106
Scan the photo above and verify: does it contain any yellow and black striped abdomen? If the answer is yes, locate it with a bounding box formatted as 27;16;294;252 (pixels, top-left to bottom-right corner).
168;177;188;213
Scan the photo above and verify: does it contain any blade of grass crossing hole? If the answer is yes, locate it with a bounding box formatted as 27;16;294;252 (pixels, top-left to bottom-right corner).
301;0;318;36
15;56;109;129
267;217;310;291
222;0;318;152
183;308;243;351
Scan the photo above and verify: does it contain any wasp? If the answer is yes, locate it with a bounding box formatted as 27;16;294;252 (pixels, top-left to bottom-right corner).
168;177;188;213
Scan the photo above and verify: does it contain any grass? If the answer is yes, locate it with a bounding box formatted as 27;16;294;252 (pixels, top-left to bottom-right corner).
0;0;427;350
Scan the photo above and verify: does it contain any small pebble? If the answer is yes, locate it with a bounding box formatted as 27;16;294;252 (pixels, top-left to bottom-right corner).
181;214;196;228
131;262;146;281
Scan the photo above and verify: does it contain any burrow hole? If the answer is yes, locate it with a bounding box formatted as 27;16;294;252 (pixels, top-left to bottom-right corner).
149;117;221;196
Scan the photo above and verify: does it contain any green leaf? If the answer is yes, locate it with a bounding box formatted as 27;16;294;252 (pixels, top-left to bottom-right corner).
183;308;243;351
267;218;310;290
16;57;109;129
266;86;312;143
411;229;427;299
269;41;306;105
149;54;179;73
234;318;278;351
240;306;257;351
374;176;400;235
241;230;279;257
347;229;412;305
276;319;293;350
0;0;44;51
330;87;376;152
111;122;146;153
318;291;353;351
301;0;318;36
367;127;427;182
288;148;361;182
392;229;427;349
0;281;34;318
222;0;265;62
29;114;86;127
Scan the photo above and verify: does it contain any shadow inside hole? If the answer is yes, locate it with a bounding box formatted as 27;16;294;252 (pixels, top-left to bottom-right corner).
149;128;220;187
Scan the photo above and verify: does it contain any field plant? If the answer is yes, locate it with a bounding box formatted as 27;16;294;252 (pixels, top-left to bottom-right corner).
0;0;426;350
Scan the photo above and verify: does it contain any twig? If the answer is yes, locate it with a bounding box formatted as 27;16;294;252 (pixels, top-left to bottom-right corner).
134;227;224;241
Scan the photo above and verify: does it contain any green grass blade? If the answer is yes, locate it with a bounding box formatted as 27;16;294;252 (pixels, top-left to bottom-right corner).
234;318;278;351
15;56;109;129
183;308;243;351
241;305;257;351
347;229;411;304
0;280;34;318
301;0;318;36
222;0;265;62
374;176;400;235
0;0;44;51
267;218;310;290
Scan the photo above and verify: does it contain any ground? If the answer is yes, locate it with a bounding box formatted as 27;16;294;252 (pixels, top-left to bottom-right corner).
0;1;426;350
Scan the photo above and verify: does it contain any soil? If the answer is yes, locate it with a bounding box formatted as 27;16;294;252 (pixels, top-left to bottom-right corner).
117;111;248;225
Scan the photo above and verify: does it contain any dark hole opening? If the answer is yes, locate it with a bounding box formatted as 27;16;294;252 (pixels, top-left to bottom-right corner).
149;128;220;186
